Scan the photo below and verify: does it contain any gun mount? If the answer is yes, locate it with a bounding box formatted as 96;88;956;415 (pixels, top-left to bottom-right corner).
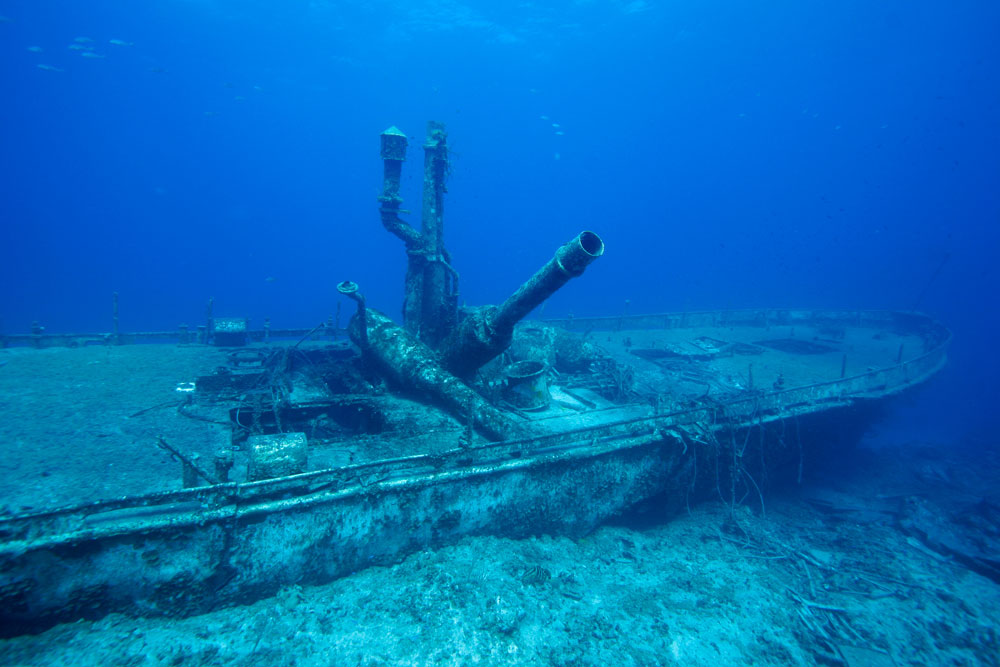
374;122;603;377
334;123;606;437
440;230;604;378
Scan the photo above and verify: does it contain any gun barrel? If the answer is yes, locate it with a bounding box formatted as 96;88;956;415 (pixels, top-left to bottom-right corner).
440;231;604;378
495;231;604;332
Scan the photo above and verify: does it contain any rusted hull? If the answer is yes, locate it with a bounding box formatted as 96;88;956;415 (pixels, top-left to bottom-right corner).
0;432;683;636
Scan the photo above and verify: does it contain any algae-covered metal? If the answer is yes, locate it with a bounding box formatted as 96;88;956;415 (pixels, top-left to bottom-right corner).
0;308;948;636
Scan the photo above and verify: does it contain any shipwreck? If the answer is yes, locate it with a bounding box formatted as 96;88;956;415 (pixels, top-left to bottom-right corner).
0;123;949;636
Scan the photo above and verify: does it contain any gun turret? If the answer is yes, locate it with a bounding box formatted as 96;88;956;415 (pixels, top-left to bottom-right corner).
440;231;604;378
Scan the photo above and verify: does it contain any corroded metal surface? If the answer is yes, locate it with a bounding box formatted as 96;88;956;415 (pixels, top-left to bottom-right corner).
0;309;949;636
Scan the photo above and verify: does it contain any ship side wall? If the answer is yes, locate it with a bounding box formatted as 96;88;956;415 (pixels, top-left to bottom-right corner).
0;434;685;636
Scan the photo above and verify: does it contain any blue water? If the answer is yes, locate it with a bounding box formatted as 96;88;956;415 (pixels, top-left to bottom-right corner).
2;0;997;441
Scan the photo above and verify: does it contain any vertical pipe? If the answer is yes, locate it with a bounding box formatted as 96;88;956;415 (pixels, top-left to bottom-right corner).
378;127;424;335
420;121;454;348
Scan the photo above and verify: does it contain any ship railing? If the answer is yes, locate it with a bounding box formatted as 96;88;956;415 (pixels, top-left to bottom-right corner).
546;308;950;347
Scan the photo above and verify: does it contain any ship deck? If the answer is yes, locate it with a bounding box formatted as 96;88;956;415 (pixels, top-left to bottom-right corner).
0;309;947;515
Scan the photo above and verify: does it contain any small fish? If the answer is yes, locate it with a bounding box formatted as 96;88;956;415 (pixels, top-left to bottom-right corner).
264;276;276;283
80;52;106;59
148;66;167;74
27;46;43;53
555;131;564;136
73;36;93;43
552;123;560;128
540;115;549;120
520;565;551;585
109;39;134;47
36;64;63;72
68;44;93;51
